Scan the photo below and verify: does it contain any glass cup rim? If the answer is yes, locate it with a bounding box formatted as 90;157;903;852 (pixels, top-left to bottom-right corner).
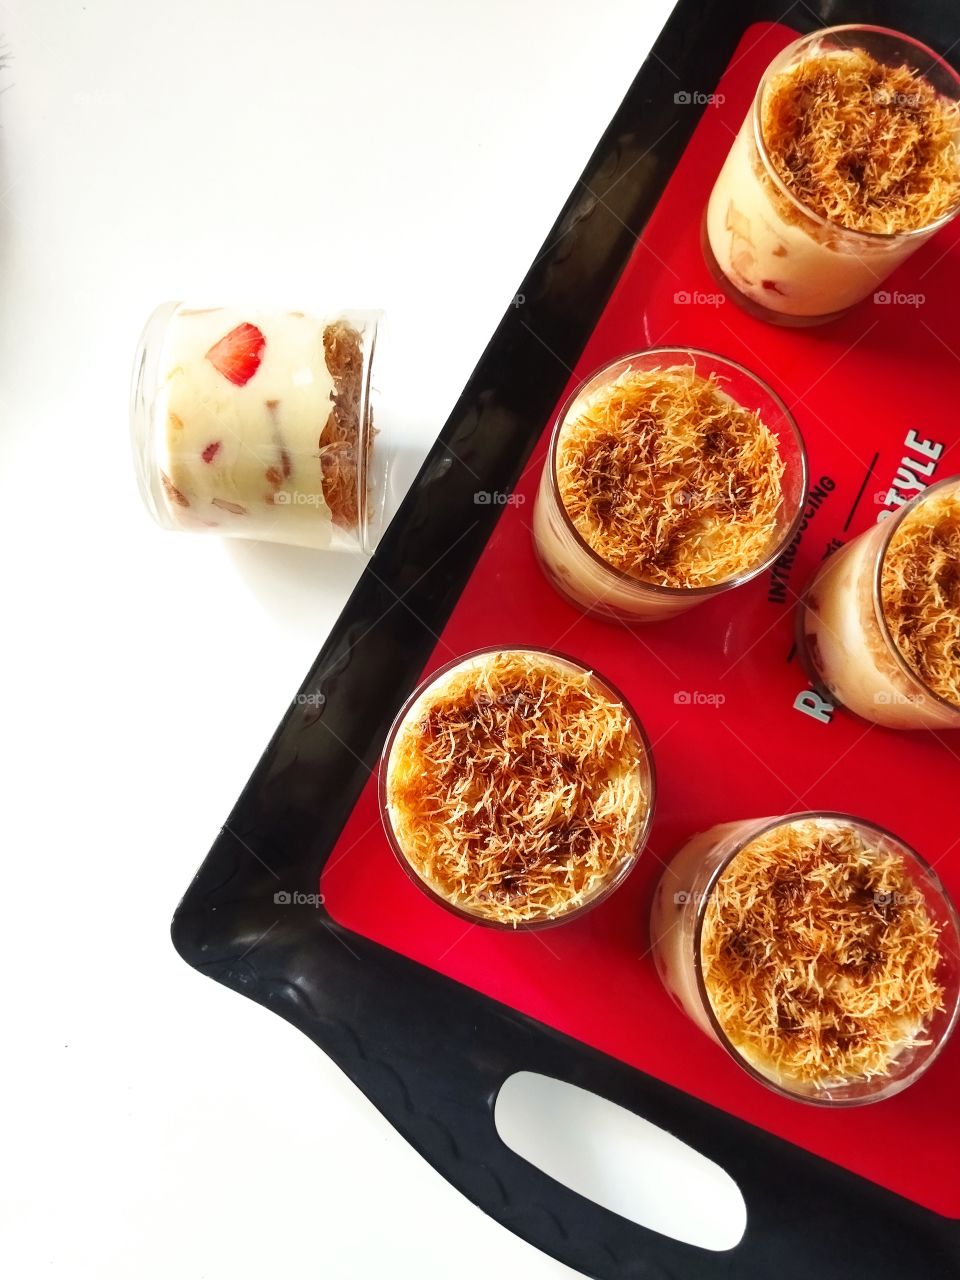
751;24;960;244
546;346;809;598
354;312;382;553
378;644;657;930
871;473;960;714
130;300;183;532
690;810;960;1106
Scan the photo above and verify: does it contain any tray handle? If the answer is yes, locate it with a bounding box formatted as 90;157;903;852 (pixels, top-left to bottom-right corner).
222;906;958;1280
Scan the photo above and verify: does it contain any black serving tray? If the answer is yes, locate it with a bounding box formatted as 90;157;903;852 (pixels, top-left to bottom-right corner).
172;2;960;1276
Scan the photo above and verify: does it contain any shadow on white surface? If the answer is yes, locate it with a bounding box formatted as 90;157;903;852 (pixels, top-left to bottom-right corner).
223;537;367;633
495;1071;747;1251
223;431;432;627
385;435;435;519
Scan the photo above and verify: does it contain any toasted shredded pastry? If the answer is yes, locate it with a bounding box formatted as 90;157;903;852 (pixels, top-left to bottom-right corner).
321;319;371;529
701;819;944;1088
386;651;648;925
555;365;785;588
881;485;960;706
762;47;960;234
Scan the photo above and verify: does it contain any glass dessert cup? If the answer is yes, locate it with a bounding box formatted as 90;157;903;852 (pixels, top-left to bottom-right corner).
131;301;388;553
704;25;960;325
798;475;960;730
650;813;960;1106
532;348;807;622
379;646;656;929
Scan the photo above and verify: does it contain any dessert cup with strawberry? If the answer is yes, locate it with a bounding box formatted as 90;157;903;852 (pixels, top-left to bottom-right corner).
131;302;387;552
705;26;960;324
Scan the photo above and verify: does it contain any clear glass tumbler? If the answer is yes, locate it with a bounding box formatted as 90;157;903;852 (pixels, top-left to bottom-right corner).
380;646;656;928
532;348;807;621
704;25;960;324
131;301;387;553
650;812;960;1105
798;475;960;730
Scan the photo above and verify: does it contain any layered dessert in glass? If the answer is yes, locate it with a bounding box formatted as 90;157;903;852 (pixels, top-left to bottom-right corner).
380;647;655;928
705;25;960;324
131;302;386;552
532;349;807;621
799;476;960;729
651;814;960;1104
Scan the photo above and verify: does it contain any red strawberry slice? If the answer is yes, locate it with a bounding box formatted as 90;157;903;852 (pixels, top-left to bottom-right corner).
205;322;265;386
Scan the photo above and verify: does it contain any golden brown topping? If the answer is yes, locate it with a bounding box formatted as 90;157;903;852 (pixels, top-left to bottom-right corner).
386;651;648;925
762;47;960;234
555;365;785;588
321;319;370;529
881;485;960;706
702;819;944;1088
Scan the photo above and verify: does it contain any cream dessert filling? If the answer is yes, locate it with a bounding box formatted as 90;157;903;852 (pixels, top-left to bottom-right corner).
701;819;944;1090
384;650;649;926
651;823;742;1040
154;306;368;549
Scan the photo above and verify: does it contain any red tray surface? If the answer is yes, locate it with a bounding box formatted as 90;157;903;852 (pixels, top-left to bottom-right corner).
322;22;960;1217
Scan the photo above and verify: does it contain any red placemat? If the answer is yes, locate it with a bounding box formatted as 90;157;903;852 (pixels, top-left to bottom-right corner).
322;21;960;1217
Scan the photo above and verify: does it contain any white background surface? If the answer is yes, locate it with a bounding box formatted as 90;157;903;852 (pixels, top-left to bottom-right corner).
0;1;708;1276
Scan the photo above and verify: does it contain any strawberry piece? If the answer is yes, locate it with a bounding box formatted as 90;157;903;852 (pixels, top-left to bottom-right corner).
205;323;265;386
201;441;221;464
